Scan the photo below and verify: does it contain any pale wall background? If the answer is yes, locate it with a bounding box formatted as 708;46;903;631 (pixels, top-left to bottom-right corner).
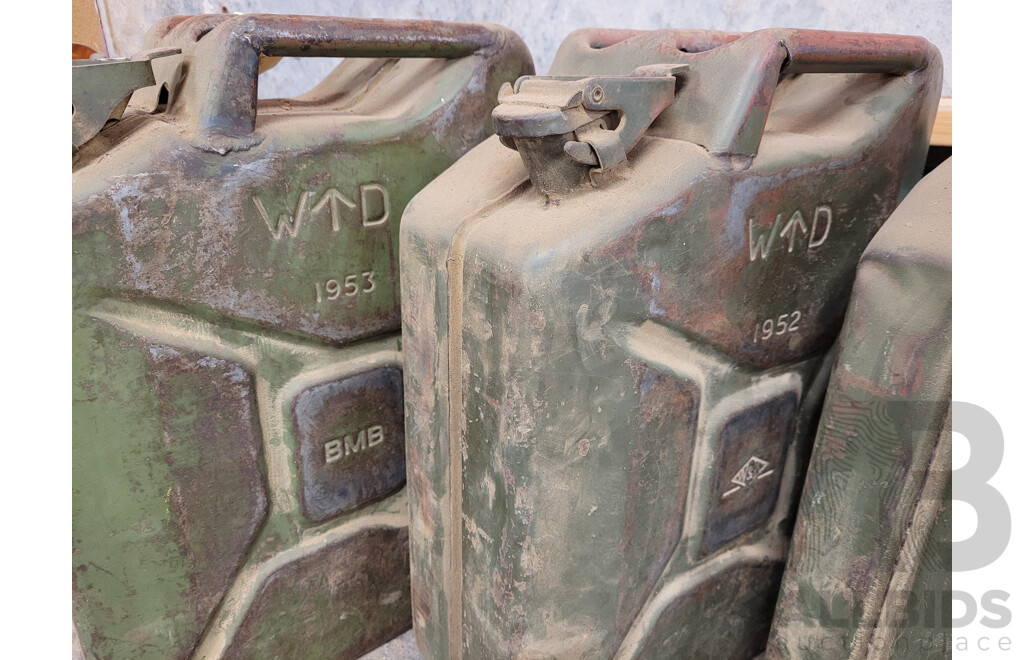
96;0;952;98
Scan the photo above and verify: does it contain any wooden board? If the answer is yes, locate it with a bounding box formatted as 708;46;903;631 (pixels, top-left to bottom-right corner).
72;0;106;57
931;97;952;146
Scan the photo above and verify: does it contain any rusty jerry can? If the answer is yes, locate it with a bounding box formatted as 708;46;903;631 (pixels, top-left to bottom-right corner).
72;14;533;660
766;159;952;659
400;28;941;659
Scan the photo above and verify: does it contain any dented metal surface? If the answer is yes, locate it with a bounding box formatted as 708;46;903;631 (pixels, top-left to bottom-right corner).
400;28;941;659
766;159;952;659
72;14;534;659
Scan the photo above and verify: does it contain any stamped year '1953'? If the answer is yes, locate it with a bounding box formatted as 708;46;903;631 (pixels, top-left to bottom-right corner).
315;271;375;303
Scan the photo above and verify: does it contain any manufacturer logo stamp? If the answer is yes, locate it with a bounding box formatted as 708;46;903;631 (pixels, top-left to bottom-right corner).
722;455;774;499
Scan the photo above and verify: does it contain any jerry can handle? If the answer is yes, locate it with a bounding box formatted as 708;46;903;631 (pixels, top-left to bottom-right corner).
176;14;514;151
687;28;939;156
126;14;246;116
777;28;930;74
494;27;939;194
564;28;744;54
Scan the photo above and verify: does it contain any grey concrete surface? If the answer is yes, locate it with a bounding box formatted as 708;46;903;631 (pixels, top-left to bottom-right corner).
97;0;951;98
357;629;421;660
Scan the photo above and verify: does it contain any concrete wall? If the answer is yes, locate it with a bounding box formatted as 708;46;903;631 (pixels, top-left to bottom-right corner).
97;0;952;98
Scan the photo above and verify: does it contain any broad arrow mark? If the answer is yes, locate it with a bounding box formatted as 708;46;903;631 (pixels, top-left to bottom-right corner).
312;188;356;231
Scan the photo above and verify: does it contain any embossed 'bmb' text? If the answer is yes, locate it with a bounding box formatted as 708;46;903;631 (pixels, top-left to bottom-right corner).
324;424;385;464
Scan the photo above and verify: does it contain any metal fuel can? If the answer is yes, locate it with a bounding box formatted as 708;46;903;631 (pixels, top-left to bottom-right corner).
72;14;533;659
766;158;952;659
399;28;941;659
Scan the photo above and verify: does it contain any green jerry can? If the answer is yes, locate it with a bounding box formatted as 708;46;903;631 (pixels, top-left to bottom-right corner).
72;14;533;660
400;28;941;659
766;159;952;659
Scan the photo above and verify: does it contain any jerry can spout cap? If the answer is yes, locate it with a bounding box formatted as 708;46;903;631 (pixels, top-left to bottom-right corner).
493;64;686;195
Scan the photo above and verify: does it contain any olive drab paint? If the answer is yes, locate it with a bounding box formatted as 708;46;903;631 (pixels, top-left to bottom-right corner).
400;28;942;659
72;14;533;660
766;159;952;659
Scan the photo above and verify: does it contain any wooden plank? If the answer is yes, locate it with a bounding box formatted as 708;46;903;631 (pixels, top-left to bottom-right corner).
930;97;952;147
72;0;106;57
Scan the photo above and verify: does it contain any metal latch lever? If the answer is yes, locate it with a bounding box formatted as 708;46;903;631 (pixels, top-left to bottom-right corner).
493;63;687;173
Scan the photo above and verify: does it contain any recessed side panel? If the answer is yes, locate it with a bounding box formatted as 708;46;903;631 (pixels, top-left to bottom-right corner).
703;393;798;555
636;561;785;660
293;366;406;523
617;365;700;635
224;526;411;660
72;318;267;660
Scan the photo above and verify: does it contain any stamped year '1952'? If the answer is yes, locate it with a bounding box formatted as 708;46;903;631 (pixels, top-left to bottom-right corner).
753;310;801;343
315;271;375;303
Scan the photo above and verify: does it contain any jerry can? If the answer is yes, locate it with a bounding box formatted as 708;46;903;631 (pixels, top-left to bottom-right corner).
399;28;941;659
766;159;952;659
72;14;533;660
